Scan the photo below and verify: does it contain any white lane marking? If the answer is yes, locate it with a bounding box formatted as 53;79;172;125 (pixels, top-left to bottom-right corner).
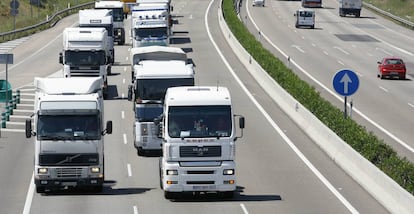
123;133;128;145
408;103;414;108
123;78;126;84
367;53;373;57
235;1;359;213
311;43;316;47
1;32;62;74
323;50;329;55
240;203;249;214
338;60;345;66
126;56;129;61
375;47;392;56
22;173;34;214
127;164;132;177
334;46;350;55
122;93;125;99
121;111;125;119
244;0;414;153
133;205;139;214
379;86;388;93
291;45;305;53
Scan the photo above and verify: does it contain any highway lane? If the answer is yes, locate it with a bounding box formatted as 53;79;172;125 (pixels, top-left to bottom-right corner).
0;0;389;213
243;0;414;161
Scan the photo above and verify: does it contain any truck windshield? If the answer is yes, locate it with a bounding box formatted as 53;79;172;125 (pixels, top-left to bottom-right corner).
37;115;101;140
135;27;167;39
168;106;232;138
112;8;124;21
135;105;163;122
65;50;106;66
135;78;194;101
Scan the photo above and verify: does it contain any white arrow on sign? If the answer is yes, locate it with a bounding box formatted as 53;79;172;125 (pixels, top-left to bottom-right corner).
340;73;352;94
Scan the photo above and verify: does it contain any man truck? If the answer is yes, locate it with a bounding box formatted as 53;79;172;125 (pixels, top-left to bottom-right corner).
59;27;110;98
128;46;194;156
25;77;113;193
156;86;245;199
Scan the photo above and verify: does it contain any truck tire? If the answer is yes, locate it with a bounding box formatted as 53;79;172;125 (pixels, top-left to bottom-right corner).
164;191;179;200
36;186;45;194
220;191;234;199
356;11;360;18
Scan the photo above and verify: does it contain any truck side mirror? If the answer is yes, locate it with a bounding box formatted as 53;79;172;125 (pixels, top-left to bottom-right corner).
171;6;173;12
59;52;63;64
239;116;245;129
128;85;133;101
105;121;113;135
25;119;32;138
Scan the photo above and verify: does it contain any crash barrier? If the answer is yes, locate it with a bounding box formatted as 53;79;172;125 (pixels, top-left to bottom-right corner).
218;1;414;213
1;90;20;128
0;2;94;42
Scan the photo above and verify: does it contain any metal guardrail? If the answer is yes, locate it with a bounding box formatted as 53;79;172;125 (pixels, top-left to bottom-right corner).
0;2;94;42
363;2;414;29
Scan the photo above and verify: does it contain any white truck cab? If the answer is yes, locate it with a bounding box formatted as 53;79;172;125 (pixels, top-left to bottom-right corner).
294;9;315;29
157;86;245;199
128;46;194;155
25;77;113;193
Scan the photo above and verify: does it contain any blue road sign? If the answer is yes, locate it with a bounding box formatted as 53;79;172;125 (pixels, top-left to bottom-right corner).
333;69;359;96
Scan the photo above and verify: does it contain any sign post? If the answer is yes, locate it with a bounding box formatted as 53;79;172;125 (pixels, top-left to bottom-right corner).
333;69;359;119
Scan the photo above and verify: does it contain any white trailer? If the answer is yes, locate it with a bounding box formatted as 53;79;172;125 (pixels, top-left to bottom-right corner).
339;0;362;17
25;77;113;193
128;46;194;155
131;3;170;47
95;1;126;45
59;27;110;98
157;86;245;199
79;9;115;64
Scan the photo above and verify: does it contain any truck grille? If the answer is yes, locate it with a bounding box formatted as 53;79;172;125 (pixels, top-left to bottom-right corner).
39;153;99;166
180;146;221;157
56;168;83;178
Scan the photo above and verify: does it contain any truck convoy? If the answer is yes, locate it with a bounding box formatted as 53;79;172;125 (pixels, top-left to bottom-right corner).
339;0;362;17
157;86;245;199
128;46;194;155
95;0;126;45
79;9;115;65
131;2;171;47
59;27;110;98
25;77;113;193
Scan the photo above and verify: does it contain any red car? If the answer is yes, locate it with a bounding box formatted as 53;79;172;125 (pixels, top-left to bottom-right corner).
377;57;407;80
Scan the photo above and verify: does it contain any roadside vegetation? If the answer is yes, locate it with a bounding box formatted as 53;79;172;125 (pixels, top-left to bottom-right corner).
365;0;414;23
0;0;92;33
223;0;414;195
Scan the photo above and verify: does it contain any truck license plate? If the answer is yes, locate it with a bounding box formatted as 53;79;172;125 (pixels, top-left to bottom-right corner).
193;185;216;190
62;182;77;186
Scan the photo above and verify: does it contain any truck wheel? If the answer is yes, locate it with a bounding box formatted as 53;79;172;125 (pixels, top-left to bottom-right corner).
356;11;360;18
220;191;234;199
164;191;179;200
137;147;145;156
36;186;45;194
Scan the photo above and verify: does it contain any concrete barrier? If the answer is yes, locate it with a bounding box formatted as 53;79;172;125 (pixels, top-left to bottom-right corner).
217;4;414;214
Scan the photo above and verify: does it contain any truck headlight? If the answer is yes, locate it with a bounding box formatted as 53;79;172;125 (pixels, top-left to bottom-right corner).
38;168;48;174
91;167;100;173
223;169;234;175
166;170;178;175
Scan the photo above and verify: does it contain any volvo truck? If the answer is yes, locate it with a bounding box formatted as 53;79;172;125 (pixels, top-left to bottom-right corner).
95;1;126;45
25;77;113;193
128;46;194;155
156;86;245;199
